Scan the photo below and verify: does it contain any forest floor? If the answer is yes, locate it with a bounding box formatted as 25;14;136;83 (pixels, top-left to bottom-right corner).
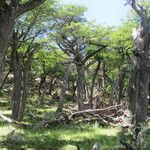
0;97;120;150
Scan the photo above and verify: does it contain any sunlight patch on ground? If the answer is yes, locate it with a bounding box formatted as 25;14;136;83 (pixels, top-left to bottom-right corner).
96;127;119;136
58;127;119;141
0;125;15;136
37;107;57;112
0;110;11;116
59;145;77;150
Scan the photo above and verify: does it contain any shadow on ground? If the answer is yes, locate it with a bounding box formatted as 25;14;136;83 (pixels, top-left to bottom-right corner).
0;125;119;150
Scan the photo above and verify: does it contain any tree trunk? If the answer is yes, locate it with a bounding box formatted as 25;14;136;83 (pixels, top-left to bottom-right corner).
11;35;22;120
84;79;90;102
111;68;126;104
18;53;33;120
89;61;101;107
0;69;11;93
0;41;6;87
0;11;15;86
48;77;55;95
18;69;28;121
56;65;71;113
76;64;85;111
129;26;150;124
117;69;126;104
95;62;106;107
0;0;45;86
38;75;46;104
71;81;77;101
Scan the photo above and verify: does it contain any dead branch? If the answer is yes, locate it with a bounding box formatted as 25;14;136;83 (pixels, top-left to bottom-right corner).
0;113;28;128
33;104;126;129
69;104;122;118
0;113;14;123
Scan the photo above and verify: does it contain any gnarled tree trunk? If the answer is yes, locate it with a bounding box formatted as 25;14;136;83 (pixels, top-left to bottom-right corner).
128;0;150;124
0;0;46;86
129;26;150;124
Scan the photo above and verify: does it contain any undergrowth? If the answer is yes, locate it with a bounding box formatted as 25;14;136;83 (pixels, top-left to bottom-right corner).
0;97;120;150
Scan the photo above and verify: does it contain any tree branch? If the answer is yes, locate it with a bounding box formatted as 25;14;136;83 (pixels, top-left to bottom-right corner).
18;15;38;40
16;0;46;17
129;0;145;19
83;45;106;63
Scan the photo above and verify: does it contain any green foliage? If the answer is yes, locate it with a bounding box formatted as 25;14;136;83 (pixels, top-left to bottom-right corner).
55;4;87;23
1;0;150;149
33;50;67;76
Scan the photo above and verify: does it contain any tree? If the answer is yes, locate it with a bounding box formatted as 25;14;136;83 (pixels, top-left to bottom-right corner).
10;1;56;120
109;22;134;104
54;5;107;110
0;0;46;89
10;29;41;120
127;0;150;124
56;63;71;113
33;49;66;104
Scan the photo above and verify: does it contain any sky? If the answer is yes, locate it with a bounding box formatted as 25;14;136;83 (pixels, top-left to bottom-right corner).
60;0;131;26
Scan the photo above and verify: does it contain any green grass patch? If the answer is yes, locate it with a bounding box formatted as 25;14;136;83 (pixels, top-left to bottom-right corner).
0;123;119;150
0;97;119;150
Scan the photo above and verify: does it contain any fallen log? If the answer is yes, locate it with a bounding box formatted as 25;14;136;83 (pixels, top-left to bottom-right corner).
0;113;14;123
69;104;122;119
0;113;28;128
33;105;124;129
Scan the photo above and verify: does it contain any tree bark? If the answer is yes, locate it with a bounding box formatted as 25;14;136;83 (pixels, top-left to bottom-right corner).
129;26;150;124
71;81;77;101
18;52;33;120
0;69;11;93
48;77;55;95
111;68;126;104
0;0;45;90
89;61;101;107
56;65;71;113
11;34;22;120
117;69;126;104
0;10;15;86
38;75;46;104
76;64;85;111
127;0;150;124
84;79;90;102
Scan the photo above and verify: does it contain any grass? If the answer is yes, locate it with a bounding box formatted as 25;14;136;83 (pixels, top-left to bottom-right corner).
0;97;120;150
1;97;150;150
0;123;120;150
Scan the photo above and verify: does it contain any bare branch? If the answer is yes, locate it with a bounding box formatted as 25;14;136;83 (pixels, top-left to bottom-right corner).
88;42;107;47
128;0;147;22
57;43;71;56
18;15;38;40
69;104;122;119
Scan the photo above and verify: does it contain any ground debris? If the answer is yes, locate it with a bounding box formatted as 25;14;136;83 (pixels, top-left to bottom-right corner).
34;104;131;129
